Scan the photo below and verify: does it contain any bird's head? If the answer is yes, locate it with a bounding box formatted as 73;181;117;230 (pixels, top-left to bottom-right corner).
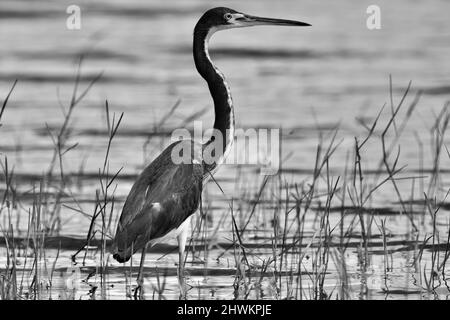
196;7;311;33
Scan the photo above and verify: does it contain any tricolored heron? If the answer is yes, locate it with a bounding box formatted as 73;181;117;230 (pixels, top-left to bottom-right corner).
111;7;310;299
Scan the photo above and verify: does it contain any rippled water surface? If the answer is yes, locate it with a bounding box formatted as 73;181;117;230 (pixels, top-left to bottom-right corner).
1;0;450;300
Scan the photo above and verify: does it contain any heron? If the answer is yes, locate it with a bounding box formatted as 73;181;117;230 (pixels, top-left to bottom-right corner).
111;7;310;299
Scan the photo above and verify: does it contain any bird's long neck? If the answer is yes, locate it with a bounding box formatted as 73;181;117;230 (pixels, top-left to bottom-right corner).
193;27;235;170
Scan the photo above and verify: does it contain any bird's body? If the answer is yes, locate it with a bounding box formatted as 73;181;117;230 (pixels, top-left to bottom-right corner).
112;140;204;262
111;7;310;299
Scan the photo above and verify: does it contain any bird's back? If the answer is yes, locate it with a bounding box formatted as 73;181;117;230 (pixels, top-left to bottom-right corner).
112;140;204;262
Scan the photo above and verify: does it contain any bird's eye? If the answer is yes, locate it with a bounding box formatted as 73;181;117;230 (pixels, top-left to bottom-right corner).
224;13;233;21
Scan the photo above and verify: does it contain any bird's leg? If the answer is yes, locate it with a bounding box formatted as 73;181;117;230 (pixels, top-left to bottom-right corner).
178;246;186;300
134;243;148;300
177;224;189;300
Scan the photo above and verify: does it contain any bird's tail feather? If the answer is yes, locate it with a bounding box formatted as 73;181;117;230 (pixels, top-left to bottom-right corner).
111;230;139;263
111;212;155;263
111;203;160;263
113;252;131;263
111;237;133;263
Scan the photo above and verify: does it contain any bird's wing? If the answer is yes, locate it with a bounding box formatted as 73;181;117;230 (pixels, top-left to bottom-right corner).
112;141;204;261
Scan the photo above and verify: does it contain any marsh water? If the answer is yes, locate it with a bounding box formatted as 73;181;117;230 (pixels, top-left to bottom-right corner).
1;0;450;300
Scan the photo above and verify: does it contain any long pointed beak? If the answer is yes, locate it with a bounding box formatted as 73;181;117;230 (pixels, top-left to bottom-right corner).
238;14;311;27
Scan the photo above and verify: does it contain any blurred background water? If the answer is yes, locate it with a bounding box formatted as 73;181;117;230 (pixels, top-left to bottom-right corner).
0;0;450;300
1;0;449;172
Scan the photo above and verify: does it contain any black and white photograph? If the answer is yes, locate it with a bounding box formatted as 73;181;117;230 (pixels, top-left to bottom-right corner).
1;0;450;305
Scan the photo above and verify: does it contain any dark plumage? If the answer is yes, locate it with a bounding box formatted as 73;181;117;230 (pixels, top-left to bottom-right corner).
111;7;309;299
112;141;203;262
194;7;239;31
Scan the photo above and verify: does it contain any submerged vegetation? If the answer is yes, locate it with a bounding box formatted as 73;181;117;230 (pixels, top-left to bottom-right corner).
1;65;450;300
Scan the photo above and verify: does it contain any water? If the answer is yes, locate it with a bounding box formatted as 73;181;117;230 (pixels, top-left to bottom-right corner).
0;0;450;300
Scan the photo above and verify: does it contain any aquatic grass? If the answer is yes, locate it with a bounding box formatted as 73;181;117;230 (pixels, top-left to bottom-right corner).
43;58;103;236
1;76;450;300
72;100;123;300
1;61;104;300
0;80;17;130
0;84;19;299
